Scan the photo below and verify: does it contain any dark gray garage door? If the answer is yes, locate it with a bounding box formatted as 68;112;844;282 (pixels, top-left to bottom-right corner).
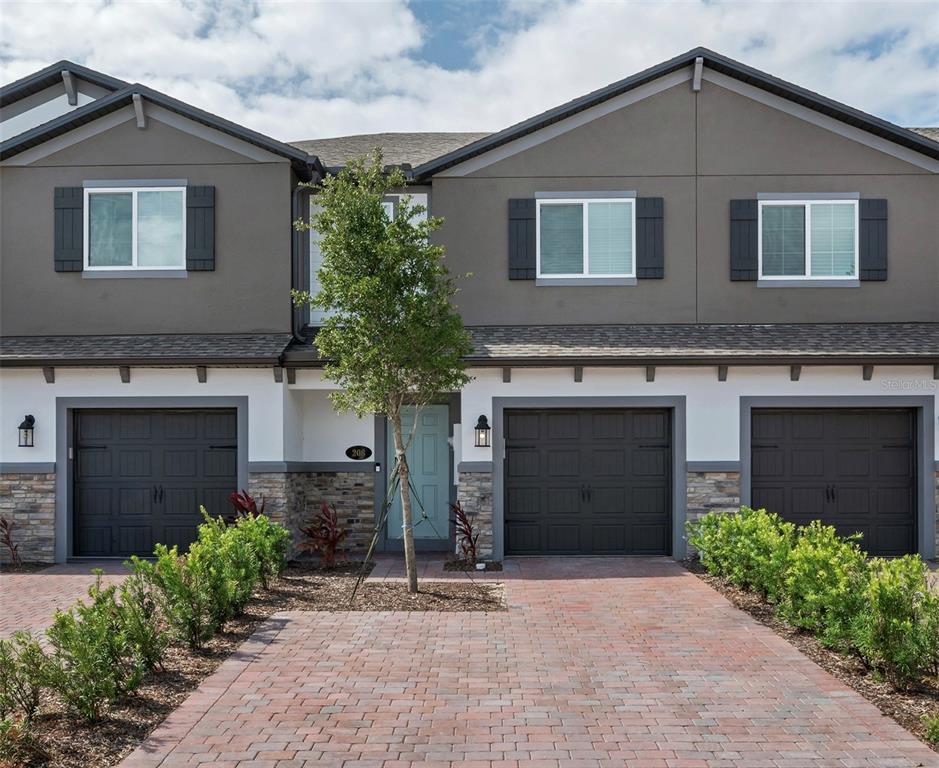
751;409;916;556
504;409;671;555
73;409;238;557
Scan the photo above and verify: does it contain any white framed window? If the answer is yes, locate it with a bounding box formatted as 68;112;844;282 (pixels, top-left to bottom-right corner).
536;198;636;279
758;199;858;280
83;187;186;270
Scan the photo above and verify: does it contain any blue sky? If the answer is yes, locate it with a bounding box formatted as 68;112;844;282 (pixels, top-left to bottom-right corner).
0;0;936;141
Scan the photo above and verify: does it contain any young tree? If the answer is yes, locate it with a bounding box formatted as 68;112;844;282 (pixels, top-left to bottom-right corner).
292;151;471;593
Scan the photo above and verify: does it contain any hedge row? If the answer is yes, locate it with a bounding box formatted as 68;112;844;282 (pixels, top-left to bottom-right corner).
688;507;939;689
0;511;290;737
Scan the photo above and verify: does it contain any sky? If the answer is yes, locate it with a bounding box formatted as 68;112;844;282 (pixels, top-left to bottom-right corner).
0;0;937;143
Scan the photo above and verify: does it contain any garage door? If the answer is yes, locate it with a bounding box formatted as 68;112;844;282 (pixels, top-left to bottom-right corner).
504;409;671;555
751;409;916;556
74;409;238;557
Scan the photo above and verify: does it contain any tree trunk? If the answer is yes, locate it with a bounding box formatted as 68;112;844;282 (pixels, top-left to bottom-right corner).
391;413;419;593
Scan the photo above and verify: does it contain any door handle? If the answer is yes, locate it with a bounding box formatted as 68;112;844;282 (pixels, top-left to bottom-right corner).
830;485;836;502
152;485;158;502
158;486;164;503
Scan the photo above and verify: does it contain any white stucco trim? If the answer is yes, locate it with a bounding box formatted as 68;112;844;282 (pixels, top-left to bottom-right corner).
2;106;136;165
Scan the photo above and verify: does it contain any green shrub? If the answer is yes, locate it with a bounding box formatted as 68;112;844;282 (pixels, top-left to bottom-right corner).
118;566;169;672
0;632;46;722
0;714;46;766
779;521;868;648
688;507;795;601
923;712;939;744
144;544;217;649
196;511;260;617
851;555;939;688
43;574;144;721
231;512;290;588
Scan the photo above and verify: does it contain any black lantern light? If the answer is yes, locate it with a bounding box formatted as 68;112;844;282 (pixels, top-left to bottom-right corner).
18;415;35;448
474;415;491;448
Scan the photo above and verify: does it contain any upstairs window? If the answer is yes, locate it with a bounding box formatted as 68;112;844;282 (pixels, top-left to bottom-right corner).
537;198;635;278
84;187;185;270
759;199;858;279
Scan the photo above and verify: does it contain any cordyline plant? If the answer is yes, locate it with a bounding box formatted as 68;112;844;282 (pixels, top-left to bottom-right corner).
451;502;479;565
0;516;22;568
292;150;472;592
299;502;347;567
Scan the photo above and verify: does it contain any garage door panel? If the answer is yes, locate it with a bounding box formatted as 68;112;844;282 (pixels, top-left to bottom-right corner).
505;408;670;556
162;526;200;552
592;449;626;476
75;409;237;557
751;408;915;556
547;450;580;476
632;524;669;553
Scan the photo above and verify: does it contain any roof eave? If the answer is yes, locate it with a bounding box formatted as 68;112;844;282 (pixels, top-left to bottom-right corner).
0;60;128;108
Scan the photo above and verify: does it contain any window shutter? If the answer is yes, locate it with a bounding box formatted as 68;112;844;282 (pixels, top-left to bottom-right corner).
730;199;758;281
186;185;215;271
635;197;664;279
53;187;83;272
859;198;887;281
508;198;536;280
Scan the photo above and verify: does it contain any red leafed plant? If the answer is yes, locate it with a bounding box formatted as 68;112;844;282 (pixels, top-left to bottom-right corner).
299;502;347;566
451;502;479;565
228;489;265;517
0;515;23;568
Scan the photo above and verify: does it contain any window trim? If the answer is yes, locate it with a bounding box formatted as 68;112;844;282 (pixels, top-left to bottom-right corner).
536;197;637;280
83;186;186;271
757;198;859;281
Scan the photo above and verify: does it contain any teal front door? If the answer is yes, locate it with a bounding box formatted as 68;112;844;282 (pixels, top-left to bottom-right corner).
386;405;450;545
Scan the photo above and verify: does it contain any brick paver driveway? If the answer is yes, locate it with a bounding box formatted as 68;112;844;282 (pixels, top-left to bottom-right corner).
123;557;937;768
0;561;128;638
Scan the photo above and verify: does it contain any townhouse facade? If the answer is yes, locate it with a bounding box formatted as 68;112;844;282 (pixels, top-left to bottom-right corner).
1;49;937;564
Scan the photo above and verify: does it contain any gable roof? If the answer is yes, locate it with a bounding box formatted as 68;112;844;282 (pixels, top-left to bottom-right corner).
0;60;127;108
414;47;939;180
0;66;324;180
291;132;492;171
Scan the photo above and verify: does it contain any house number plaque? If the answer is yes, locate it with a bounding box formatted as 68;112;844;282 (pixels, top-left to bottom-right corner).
345;445;373;460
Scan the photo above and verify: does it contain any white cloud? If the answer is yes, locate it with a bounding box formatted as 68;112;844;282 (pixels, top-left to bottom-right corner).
1;0;936;142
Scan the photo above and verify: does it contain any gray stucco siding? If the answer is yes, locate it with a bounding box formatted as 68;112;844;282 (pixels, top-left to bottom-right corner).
0;116;295;335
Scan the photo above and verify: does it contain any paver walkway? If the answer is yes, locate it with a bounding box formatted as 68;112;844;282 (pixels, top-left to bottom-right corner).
0;561;128;638
121;557;938;768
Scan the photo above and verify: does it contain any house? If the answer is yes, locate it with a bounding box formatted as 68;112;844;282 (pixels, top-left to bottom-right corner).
1;49;937;564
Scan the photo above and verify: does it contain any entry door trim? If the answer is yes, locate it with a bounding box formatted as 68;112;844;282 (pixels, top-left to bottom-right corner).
492;396;687;560
740;396;935;560
56;396;249;563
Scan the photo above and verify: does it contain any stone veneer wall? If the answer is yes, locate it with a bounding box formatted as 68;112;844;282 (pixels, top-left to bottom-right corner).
456;471;494;559
249;471;375;559
685;471;741;551
0;472;56;563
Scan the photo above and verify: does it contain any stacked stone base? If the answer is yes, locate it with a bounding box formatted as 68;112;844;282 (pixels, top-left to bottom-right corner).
249;471;376;560
0;472;56;564
685;470;741;554
456;471;494;560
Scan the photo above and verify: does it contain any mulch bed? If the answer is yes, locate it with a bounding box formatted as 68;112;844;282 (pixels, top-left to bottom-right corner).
0;563;51;575
443;559;503;572
685;559;939;751
17;562;505;768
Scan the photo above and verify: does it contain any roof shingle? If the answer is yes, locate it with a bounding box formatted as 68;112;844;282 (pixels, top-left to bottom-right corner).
289;132;491;170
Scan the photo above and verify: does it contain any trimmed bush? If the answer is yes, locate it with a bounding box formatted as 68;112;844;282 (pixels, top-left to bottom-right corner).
0;632;45;722
194;512;253;623
779;521;868;648
232;512;290;588
117;568;169;672
687;507;795;601
142;544;217;650
852;556;939;688
43;574;144;721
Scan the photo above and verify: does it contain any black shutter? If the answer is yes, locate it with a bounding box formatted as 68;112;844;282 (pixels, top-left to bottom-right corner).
859;198;887;281
730;199;758;281
508;198;536;280
53;187;83;272
186;186;215;271
635;197;664;279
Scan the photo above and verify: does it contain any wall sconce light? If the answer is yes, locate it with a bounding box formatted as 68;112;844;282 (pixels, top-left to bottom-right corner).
18;415;35;448
474;415;491;448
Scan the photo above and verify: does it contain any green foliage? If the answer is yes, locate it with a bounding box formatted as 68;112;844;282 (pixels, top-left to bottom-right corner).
144;544;217;649
291;150;472;420
923;712;939;744
231;512;289;588
687;507;795;600
117;568;169;672
43;573;144;721
0;714;46;767
851;556;939;688
0;632;45;722
193;512;251;623
779;522;868;648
